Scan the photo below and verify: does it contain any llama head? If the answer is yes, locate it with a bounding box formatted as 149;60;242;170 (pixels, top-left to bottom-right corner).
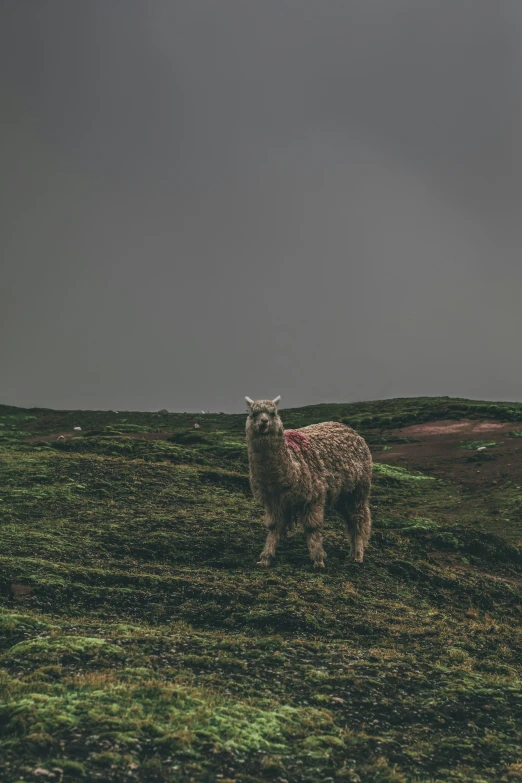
245;396;283;436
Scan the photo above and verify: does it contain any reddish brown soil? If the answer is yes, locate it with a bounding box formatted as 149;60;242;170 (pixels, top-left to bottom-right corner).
399;419;518;437
373;419;522;487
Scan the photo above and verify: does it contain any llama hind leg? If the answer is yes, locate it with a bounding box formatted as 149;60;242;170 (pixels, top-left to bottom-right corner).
258;511;286;567
303;503;326;568
339;486;372;563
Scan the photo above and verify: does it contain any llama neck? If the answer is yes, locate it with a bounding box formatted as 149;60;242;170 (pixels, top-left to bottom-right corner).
247;432;297;491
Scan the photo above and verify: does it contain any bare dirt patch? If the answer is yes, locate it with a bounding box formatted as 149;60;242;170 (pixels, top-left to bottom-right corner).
399;419;520;437
473;421;511;432
372;419;522;493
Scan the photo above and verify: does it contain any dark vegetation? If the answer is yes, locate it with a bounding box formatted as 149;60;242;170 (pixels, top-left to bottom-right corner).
0;397;521;782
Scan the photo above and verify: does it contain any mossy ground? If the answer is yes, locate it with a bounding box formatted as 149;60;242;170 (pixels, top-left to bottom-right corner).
0;398;521;782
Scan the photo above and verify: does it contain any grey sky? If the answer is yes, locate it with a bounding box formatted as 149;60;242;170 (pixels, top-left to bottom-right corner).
1;1;522;413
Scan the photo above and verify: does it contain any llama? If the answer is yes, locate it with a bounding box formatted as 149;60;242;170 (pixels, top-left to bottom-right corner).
245;396;372;568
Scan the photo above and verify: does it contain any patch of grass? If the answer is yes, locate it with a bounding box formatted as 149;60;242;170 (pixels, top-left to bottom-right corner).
1;672;341;760
460;440;498;450
373;462;436;482
3;636;125;666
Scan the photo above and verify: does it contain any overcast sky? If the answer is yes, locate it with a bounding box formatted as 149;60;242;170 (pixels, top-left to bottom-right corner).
1;1;522;413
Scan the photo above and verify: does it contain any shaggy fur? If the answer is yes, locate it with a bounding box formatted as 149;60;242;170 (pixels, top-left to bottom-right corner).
245;396;372;568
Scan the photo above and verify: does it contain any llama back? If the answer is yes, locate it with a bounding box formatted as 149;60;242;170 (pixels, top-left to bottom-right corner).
284;421;372;490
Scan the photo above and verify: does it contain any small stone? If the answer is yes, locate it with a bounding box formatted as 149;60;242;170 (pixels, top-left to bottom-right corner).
194;423;200;429
74;426;82;432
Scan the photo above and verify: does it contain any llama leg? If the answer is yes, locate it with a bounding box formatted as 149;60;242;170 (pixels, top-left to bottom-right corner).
339;485;372;563
257;510;286;567
303;503;326;568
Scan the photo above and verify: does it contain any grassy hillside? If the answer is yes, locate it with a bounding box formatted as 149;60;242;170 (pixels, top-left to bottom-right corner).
0;397;521;783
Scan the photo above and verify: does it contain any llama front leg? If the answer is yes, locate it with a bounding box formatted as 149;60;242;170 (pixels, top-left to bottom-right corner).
257;510;285;567
303;503;326;568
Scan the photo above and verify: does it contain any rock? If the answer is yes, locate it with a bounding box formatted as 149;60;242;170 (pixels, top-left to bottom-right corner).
74;426;81;432
194;423;200;429
477;446;487;452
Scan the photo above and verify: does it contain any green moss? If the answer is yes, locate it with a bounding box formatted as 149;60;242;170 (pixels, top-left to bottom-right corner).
1;673;340;759
3;636;125;666
373;462;436;482
0;612;51;651
460;440;498;450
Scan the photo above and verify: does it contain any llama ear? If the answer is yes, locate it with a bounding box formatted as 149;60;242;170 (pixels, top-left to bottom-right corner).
272;395;281;407
245;396;254;408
